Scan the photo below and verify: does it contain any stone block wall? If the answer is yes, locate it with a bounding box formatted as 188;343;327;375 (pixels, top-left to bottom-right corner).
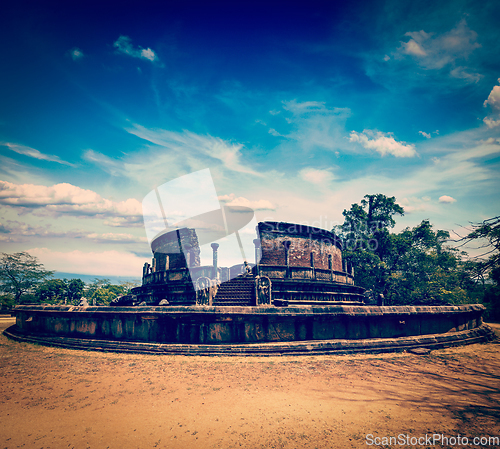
151;228;201;270
258;222;343;271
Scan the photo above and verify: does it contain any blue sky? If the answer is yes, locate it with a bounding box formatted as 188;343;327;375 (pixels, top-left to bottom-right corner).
0;0;499;276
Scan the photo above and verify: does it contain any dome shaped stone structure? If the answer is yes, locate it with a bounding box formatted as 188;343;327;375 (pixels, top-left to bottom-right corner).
130;221;365;306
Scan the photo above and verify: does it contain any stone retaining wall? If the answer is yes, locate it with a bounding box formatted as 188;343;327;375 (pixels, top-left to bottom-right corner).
11;304;487;346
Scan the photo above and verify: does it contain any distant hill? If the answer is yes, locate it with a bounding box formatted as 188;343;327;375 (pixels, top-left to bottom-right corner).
52;272;141;286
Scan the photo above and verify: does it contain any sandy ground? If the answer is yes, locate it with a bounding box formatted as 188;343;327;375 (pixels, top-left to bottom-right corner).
1;316;499;449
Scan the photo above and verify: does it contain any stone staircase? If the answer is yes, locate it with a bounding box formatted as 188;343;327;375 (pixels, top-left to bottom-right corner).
213;276;255;306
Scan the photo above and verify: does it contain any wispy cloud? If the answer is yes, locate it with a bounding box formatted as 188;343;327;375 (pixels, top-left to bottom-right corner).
27;248;145;276
419;131;431;139
123;124;262;177
113;35;160;64
300;168;335;185
0;219;146;243
396;20;481;75
83;149;123;175
278;100;352;153
218;194;275;211
380;20;483;85
348;130;418;157
1;142;76;166
68;47;84;61
282;100;350;118
0;180;142;219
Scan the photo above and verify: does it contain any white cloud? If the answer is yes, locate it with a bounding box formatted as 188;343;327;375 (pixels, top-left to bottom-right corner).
103;216;144;227
87;232;147;243
419;131;431;139
0;219;146;245
140;48;156;62
400;38;427;57
217;193;236;202
449;67;482;83
300;168;334;185
483;79;500;128
268;128;283;137
28;248;145;276
2;142;75;166
439;195;457;204
218;193;275;211
484;79;500;110
348;130;417;157
395;20;481;82
113;35;160;64
483;117;500;128
69;47;84;61
0;180;142;218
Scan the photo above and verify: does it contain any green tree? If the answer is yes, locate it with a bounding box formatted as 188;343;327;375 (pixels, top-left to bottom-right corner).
334;196;474;306
334;194;404;260
118;280;140;294
456;216;500;320
85;279;128;306
0;252;54;304
386;221;469;305
333;194;404;300
66;279;85;304
36;278;67;304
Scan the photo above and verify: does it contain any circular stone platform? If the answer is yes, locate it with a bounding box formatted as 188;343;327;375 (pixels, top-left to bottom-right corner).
5;304;495;356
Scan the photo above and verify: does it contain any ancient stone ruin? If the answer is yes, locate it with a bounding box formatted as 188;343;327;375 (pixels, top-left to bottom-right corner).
5;220;495;355
125;221;365;307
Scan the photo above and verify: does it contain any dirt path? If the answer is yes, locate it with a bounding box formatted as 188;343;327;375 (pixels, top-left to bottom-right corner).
1;317;499;449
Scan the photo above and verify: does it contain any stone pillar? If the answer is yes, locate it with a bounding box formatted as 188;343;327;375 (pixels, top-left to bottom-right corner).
328;254;333;281
253;239;261;276
152;257;156;273
211;243;219;280
283;241;291;278
253;239;261;265
310;252;316;280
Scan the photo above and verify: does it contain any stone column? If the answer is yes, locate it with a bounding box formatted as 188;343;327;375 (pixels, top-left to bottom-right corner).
310;252;316;280
253;239;261;276
328;254;333;281
211;243;219;280
283;241;291;278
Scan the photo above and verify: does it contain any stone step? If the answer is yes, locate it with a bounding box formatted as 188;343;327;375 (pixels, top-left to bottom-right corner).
213;276;255;305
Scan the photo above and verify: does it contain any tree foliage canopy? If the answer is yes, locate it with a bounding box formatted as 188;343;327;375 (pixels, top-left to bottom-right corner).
0;251;139;308
35;278;85;304
333;195;481;308
0;252;54;304
455;216;500;319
